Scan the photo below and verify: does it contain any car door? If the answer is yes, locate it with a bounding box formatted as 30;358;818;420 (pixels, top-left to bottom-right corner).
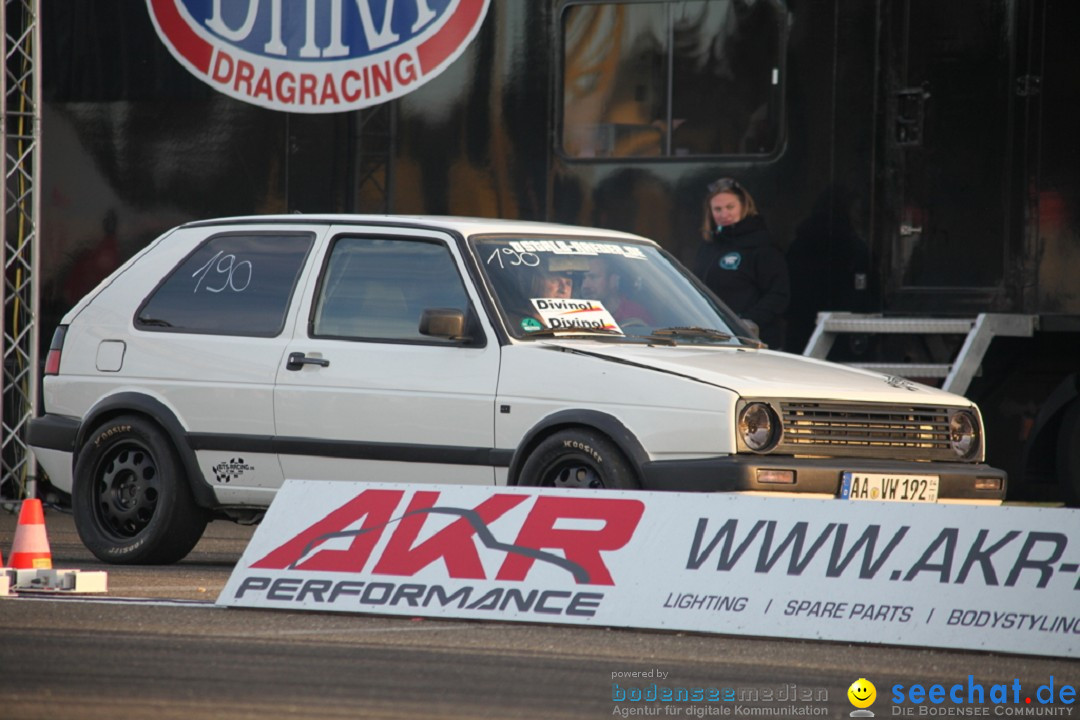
274;224;501;484
127;222;327;506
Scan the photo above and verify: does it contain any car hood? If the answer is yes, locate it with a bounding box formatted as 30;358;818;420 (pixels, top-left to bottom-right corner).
538;341;971;405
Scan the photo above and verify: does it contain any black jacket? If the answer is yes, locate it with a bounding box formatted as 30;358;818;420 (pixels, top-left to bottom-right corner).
693;214;790;348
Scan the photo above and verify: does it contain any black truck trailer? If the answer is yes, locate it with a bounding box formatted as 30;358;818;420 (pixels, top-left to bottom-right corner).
34;0;1080;503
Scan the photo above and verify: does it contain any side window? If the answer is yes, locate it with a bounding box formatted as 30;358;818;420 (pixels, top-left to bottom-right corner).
561;0;788;159
136;233;313;336
312;237;471;343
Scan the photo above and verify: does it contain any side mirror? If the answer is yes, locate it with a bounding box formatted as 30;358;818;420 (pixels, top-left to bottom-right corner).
419;308;469;341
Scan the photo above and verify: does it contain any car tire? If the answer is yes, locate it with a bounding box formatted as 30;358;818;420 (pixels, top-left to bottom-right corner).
73;415;208;564
519;428;640;489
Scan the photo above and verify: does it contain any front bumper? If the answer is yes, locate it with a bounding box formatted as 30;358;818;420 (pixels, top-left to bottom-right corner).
639;455;1007;501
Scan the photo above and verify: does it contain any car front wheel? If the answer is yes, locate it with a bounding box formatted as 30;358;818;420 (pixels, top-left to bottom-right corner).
73;415;208;564
519;428;640;489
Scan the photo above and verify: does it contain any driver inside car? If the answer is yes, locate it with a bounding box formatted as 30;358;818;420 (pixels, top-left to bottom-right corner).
532;265;575;299
580;255;652;327
501;255;589;333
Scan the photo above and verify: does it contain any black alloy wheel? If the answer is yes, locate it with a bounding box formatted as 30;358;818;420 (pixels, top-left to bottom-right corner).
519;428;639;490
73;415;208;564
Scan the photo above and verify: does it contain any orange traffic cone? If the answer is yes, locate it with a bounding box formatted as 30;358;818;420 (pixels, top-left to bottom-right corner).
9;498;52;569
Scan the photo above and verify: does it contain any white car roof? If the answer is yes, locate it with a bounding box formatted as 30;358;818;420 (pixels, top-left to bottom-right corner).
183;214;657;245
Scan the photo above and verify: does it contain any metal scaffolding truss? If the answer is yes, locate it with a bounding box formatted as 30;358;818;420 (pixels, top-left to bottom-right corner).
1;0;42;501
351;102;395;213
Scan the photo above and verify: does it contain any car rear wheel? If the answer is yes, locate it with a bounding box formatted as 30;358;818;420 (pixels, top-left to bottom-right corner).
73;415;208;564
519;428;640;489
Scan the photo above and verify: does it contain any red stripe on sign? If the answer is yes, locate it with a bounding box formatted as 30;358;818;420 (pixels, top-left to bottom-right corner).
418;0;486;73
148;0;213;74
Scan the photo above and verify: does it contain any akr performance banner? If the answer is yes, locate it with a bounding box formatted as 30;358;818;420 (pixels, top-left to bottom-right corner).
219;481;1080;658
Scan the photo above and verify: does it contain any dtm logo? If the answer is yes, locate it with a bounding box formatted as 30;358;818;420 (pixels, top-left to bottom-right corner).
146;0;491;113
251;489;644;585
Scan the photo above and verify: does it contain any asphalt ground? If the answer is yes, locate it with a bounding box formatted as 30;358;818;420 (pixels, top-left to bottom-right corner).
0;504;254;600
0;504;1076;720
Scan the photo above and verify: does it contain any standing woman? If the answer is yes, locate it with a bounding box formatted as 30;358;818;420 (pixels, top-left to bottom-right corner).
693;178;790;348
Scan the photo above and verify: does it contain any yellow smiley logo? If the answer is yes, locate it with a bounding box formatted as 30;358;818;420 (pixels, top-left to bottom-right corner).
848;678;877;709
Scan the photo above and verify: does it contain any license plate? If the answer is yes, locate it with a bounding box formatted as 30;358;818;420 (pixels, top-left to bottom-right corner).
840;472;940;502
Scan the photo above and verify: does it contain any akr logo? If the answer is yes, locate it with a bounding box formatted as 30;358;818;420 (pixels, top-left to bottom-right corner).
251;489;645;585
146;0;491;112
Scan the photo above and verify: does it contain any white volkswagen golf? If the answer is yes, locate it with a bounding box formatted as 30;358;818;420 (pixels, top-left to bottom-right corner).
29;215;1006;564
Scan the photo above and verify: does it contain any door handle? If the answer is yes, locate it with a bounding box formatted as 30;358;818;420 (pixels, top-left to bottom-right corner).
286;352;330;371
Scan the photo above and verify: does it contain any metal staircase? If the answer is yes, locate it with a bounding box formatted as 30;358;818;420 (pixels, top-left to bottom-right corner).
803;312;1037;395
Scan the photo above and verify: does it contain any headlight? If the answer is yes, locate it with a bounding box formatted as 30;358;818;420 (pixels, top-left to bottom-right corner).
739;402;780;452
949;410;979;459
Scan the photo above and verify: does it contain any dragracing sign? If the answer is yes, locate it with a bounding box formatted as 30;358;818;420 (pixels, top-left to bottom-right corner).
220;481;1079;658
146;0;490;113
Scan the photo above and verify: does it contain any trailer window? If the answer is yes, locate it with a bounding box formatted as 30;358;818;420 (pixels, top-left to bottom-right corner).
560;1;787;159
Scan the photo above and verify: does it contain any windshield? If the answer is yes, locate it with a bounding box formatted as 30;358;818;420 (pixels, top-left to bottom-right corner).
471;235;749;344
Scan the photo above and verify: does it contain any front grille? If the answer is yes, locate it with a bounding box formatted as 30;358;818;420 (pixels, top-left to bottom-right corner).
776;401;962;462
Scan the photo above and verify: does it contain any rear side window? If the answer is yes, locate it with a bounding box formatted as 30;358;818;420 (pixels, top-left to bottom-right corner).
312;237;470;343
136;233;313;336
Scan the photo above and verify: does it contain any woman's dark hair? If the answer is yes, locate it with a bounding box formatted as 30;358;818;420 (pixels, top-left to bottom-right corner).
701;177;759;239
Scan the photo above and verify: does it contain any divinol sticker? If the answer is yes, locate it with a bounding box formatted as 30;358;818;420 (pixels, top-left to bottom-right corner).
146;0;491;113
